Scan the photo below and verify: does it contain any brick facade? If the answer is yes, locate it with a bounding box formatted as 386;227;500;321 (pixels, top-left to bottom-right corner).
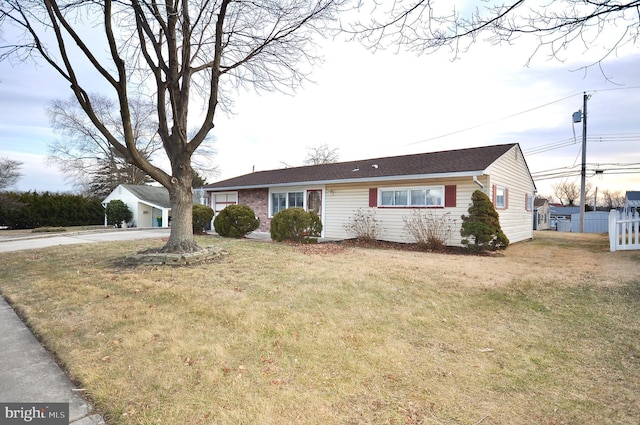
238;188;270;232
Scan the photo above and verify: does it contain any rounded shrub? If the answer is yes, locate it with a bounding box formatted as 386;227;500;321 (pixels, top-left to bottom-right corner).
213;204;259;238
105;199;132;228
308;211;322;237
270;208;323;243
192;204;214;234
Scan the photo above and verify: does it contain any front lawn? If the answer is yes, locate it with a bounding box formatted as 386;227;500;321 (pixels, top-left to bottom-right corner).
0;232;638;424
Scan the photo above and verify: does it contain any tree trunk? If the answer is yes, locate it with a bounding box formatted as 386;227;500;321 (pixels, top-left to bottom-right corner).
161;182;200;253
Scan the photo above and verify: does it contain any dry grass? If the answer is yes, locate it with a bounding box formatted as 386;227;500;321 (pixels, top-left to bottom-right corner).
0;231;639;424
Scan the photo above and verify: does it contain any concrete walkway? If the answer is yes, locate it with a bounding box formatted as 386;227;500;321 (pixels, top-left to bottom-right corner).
0;296;105;424
0;227;171;253
0;228;173;424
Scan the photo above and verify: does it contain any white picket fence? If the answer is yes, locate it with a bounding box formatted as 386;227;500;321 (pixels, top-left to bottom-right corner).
609;209;640;252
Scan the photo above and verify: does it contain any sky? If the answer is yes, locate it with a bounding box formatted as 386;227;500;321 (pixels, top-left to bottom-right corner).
1;8;639;202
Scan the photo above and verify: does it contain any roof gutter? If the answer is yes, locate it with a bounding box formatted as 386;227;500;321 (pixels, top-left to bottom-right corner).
205;170;487;192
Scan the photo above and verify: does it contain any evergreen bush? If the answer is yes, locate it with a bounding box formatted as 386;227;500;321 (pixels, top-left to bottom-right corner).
105;199;132;228
460;190;509;251
193;204;215;234
0;191;103;229
212;204;258;238
270;208;322;242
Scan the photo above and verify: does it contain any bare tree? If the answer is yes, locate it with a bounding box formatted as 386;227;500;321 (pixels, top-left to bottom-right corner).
0;157;22;190
47;94;159;197
304;144;340;165
1;0;348;252
553;182;579;206
349;1;640;69
601;189;625;209
553;181;593;206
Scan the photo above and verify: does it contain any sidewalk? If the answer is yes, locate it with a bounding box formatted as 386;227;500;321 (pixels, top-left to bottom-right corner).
0;296;106;424
0;228;171;254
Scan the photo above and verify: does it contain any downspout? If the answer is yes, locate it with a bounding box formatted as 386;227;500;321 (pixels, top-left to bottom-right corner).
473;176;485;191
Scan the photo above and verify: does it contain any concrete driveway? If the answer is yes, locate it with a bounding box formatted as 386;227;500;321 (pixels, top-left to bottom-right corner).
0;228;171;253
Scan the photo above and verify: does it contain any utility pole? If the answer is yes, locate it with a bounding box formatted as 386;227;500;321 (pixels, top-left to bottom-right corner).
579;92;590;233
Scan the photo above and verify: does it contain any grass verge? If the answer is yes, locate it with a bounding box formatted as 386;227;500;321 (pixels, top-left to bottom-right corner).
0;232;638;424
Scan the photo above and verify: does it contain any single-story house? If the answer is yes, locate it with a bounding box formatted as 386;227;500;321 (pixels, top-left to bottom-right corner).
102;184;175;228
624;191;640;214
533;198;550;230
202;143;536;246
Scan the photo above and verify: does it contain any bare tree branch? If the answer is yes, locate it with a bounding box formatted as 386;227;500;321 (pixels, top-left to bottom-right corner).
0;0;349;252
347;1;640;68
304;143;340;165
0;157;23;190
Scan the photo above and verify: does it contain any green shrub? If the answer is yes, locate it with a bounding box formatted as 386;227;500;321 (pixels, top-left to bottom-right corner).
270;208;322;243
105;199;132;228
213;204;259;238
460;190;509;251
193;204;215;234
308;211;322;237
0;191;103;229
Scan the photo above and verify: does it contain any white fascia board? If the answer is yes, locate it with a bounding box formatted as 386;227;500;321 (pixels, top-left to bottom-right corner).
204;170;487;192
136;200;170;211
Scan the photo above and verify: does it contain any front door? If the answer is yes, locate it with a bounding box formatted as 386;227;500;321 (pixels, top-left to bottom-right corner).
307;190;322;218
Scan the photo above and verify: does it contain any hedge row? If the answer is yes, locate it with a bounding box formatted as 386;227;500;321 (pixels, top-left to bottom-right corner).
0;191;104;229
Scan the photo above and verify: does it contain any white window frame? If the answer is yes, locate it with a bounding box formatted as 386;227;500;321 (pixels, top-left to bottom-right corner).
269;189;306;217
379;186;444;207
526;193;534;211
495;186;506;209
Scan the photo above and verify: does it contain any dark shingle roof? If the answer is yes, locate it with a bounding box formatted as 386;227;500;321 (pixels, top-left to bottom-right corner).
122;184;171;208
534;198;548;208
205;143;518;190
626;191;640;207
626;191;640;201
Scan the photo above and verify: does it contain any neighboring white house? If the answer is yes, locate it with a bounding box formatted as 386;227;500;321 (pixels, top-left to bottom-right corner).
102;184;173;228
533;198;550;230
201;143;537;246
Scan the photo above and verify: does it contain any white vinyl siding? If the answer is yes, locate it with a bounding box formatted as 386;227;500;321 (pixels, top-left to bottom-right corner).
102;185;171;228
323;179;474;245
486;145;535;244
322;146;533;245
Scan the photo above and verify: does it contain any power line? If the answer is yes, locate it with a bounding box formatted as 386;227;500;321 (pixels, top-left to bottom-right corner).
531;162;640;180
403;92;582;146
523;133;640;156
523;138;579;155
403;85;640;148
